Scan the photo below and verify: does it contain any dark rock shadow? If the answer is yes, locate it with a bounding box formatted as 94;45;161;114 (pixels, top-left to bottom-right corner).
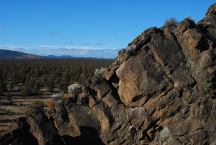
63;126;105;145
0;128;38;145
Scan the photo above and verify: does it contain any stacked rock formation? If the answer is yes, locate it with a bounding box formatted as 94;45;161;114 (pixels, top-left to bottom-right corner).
1;3;216;145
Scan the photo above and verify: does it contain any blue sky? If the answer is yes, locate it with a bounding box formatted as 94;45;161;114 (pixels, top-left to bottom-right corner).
0;0;215;58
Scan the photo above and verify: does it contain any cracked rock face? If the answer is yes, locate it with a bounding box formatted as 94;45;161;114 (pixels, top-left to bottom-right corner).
1;3;216;145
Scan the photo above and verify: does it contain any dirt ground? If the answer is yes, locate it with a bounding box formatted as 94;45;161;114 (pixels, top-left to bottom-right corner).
0;95;51;137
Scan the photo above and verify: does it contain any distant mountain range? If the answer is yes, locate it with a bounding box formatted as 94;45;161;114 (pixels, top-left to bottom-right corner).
0;49;43;59
0;49;114;59
46;55;75;58
0;49;79;59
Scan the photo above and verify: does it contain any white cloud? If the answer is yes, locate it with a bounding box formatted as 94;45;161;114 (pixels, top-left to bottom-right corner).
38;44;117;50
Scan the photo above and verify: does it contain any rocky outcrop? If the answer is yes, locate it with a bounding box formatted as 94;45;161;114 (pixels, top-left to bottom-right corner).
1;3;216;145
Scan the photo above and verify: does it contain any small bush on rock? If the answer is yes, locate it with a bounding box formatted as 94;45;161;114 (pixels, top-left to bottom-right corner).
68;83;82;96
126;45;136;56
164;17;178;29
199;68;215;95
94;67;106;79
47;99;55;111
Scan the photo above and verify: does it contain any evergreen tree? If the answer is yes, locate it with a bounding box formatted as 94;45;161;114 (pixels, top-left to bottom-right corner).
22;80;31;96
46;76;54;93
29;78;40;94
6;81;14;96
34;80;40;94
0;80;7;95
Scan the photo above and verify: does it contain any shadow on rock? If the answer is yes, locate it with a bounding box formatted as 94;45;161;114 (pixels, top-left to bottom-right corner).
63;126;104;145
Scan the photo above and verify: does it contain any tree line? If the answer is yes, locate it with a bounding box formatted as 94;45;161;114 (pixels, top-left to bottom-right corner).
0;58;112;96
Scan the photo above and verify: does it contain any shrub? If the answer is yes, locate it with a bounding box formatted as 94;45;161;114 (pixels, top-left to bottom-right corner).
126;45;136;56
0;80;7;95
118;49;125;55
94;67;106;78
199;68;215;95
47;99;55;111
21;81;32;96
25;100;45;116
164;17;178;29
68;83;82;96
32;100;45;108
63;93;70;101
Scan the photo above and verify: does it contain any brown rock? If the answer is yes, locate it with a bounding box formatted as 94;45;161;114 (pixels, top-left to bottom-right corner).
2;3;216;145
206;3;216;16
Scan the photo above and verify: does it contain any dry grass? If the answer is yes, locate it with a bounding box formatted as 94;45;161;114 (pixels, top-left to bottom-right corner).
47;99;55;111
63;93;70;101
0;95;51;137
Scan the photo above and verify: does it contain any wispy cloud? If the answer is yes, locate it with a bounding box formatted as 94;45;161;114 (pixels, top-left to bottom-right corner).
0;44;121;58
